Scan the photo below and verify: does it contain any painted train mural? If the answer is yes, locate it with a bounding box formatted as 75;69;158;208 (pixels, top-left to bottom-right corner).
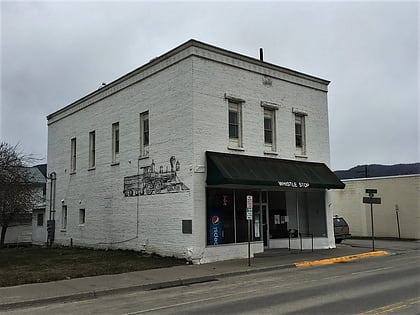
123;156;189;197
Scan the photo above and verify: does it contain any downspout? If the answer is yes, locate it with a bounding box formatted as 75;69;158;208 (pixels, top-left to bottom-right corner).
48;172;56;220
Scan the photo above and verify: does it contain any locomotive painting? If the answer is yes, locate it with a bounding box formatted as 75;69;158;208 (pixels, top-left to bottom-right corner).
123;156;189;197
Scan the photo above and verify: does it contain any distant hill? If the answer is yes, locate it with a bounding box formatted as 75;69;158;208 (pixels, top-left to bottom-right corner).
334;163;420;180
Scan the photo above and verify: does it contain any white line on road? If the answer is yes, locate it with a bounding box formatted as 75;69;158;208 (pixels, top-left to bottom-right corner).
125;288;258;314
351;267;393;276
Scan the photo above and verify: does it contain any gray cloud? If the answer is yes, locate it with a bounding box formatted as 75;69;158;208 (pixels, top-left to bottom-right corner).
1;1;418;170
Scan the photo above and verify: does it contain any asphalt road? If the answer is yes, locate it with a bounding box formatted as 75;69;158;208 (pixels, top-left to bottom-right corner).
3;241;420;315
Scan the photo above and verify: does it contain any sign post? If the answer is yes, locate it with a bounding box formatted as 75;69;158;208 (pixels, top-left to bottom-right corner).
363;189;381;251
246;195;253;267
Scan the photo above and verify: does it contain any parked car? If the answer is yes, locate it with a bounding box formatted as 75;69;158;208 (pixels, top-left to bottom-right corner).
333;216;351;243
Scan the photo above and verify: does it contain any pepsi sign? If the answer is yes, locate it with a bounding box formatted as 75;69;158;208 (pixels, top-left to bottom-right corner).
209;208;222;245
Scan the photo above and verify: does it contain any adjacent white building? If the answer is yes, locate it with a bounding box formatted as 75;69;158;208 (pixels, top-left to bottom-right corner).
3;166;46;246
47;40;344;263
331;174;420;240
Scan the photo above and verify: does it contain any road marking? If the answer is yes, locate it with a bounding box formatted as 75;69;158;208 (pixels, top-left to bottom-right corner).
351;266;393;275
357;297;420;314
125;289;258;314
294;251;388;267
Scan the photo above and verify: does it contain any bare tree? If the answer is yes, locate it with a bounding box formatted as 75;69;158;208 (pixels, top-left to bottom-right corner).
0;142;38;248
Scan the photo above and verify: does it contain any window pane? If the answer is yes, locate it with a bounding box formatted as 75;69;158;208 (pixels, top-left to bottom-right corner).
143;118;149;146
265;130;272;144
112;123;119;161
71;138;76;171
229;110;238;124
296;135;302;147
295;123;302;135
115;129;119;153
207;189;235;245
37;213;44;226
264;117;272;130
89;131;95;168
229;124;238;139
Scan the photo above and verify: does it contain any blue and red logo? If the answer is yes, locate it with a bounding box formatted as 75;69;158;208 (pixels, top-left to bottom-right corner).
212;215;220;225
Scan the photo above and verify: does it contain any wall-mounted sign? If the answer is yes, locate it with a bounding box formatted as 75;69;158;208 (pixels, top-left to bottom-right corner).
246;195;253;209
209;208;222;245
278;181;309;188
246;208;253;220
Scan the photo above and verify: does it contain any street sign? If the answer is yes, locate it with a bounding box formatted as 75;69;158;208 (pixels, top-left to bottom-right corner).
365;189;378;194
363;197;381;204
246;195;253;209
363;189;381;252
246;208;253;220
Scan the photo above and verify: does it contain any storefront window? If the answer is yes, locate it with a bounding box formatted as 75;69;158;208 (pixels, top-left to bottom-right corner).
207;189;235;245
235;190;248;243
207;188;327;246
207;188;262;245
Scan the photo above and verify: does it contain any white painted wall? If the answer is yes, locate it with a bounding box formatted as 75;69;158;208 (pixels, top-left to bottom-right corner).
3;224;32;244
47;41;334;262
331;175;420;239
48;57;195;257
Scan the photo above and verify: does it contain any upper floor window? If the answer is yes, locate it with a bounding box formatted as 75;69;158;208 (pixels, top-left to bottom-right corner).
112;122;119;163
89;131;96;168
295;113;306;155
261;101;279;153
264;109;276;150
140;111;149;157
228;101;243;148
70;138;76;172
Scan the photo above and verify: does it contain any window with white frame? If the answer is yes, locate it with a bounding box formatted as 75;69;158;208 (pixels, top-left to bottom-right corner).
61;205;67;230
228;101;243;148
112;122;119;163
79;208;86;225
140;111;149;157
295;114;306;154
89;131;95;168
70;138;76;172
264;109;276;151
261;101;279;153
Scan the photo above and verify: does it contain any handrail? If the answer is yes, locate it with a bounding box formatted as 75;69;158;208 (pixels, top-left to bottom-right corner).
299;232;314;252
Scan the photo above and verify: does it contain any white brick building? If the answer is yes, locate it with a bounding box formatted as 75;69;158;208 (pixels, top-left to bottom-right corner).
47;40;344;263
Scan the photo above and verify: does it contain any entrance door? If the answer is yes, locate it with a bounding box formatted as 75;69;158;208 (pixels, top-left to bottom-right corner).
262;204;268;247
253;192;269;248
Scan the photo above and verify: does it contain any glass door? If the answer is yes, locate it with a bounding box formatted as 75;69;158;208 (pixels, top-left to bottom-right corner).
262;204;268;247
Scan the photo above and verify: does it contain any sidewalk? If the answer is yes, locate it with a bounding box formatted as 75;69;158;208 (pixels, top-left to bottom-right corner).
0;243;387;311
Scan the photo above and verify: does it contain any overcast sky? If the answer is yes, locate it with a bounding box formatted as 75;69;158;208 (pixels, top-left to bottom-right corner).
1;0;418;171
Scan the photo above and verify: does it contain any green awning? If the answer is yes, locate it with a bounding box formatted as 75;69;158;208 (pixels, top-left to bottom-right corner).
206;151;345;189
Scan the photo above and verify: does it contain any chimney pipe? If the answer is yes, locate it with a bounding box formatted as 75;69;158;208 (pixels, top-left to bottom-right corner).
259;48;264;61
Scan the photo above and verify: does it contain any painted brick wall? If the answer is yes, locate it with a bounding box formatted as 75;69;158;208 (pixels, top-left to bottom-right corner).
190;56;333;261
48;58;196;257
47;43;333;262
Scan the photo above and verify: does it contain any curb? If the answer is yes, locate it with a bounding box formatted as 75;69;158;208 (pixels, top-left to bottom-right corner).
0;251;388;310
0;265;295;311
294;251;389;267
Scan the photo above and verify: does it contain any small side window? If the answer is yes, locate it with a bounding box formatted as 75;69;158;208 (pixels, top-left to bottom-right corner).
79;209;86;225
37;213;44;226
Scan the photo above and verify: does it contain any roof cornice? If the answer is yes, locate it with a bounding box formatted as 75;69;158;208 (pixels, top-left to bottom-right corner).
47;39;330;124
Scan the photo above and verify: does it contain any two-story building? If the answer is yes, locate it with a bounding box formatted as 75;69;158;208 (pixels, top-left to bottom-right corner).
47;40;344;263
